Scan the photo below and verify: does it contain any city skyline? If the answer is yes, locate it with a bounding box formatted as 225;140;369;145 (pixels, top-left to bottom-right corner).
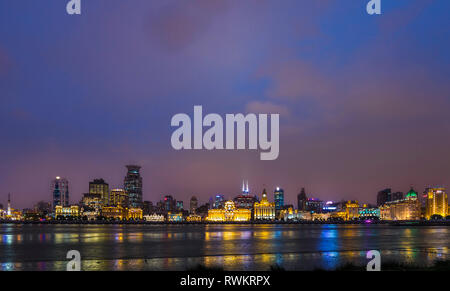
1;164;447;210
1;1;450;209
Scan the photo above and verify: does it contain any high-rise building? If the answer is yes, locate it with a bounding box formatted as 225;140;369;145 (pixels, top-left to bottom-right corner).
89;179;109;206
176;200;184;211
190;196;198;214
52;177;69;209
213;194;225;209
297;188;308;211
164;195;175;212
124;165;143;209
377;188;391;206
274;187;284;217
425;187;448;219
110;188;129;207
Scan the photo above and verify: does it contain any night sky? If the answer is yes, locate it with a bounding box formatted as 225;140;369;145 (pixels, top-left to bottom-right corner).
1;0;449;209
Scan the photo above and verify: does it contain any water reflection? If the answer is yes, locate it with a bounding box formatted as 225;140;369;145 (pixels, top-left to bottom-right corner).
0;224;448;271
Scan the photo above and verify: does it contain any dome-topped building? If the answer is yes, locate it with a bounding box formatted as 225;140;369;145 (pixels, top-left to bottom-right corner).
406;187;418;199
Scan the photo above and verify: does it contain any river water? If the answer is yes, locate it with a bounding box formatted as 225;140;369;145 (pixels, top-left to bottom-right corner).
0;223;448;271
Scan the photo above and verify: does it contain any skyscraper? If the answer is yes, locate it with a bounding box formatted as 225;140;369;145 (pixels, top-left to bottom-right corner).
425;187;448;219
52;176;69;209
377;188;391;206
89;178;109;206
213;194;225;209
297;188;308;211
124;165;143;208
190;196;198;214
274;187;284;216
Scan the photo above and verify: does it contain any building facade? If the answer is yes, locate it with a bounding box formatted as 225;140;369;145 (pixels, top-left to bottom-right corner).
379;189;420;221
274;187;284;217
89;178;109;206
297;188;308;211
254;189;275;220
110;188;129;207
124;165;143;209
425;187;448;219
55;205;79;218
190;196;198;214
206;201;251;222
52;176;69;209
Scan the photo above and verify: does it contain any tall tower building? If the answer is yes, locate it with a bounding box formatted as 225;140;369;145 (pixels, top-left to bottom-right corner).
190;196;198;214
52;176;69;209
124;165;143;208
274;187;284;216
89;178;109;206
377;188;391;206
425;187;448;219
7;193;11;216
242;180;249;195
297;188;308;211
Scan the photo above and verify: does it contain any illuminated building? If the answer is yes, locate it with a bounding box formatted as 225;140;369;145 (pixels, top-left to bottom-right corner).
144;214;165;222
164;195;176;212
233;181;257;209
379;188;420;220
359;208;380;219
297;188;308;211
127;208;143;220
425;187;448;219
306;198;323;213
124;165;143;208
344;201;359;220
254;189;275;220
213;194;225;209
101;205;127;220
190;196;198;214
274;187;284;217
176;200;184;211
206;200;251;222
7;193;11;216
4;194;22;221
322;201;338;213
81;210;98;220
186;214;202;222
88;179;109;206
167;212;183;222
81;193;102;209
52;176;69;209
110;188;129;207
279;207;311;221
312;212;330;221
55;205;79;218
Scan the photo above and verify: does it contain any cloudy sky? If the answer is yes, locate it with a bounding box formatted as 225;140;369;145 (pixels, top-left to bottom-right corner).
0;0;449;209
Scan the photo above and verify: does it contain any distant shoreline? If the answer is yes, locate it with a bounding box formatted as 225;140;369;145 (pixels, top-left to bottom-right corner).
1;220;449;226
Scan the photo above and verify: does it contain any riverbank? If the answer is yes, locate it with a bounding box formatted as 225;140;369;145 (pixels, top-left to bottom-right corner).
1;220;449;226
